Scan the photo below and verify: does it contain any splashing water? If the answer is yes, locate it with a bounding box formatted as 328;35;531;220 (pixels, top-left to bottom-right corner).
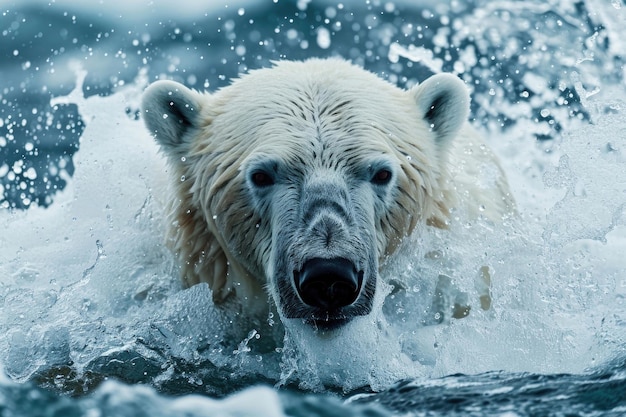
1;0;626;416
2;56;625;393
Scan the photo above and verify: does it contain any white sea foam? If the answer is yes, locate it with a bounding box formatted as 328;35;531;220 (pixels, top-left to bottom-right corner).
82;382;286;417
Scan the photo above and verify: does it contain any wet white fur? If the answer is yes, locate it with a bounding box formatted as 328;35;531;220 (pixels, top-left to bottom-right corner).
141;58;514;315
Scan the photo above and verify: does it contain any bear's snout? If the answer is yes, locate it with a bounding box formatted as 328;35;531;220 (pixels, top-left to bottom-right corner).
295;258;363;310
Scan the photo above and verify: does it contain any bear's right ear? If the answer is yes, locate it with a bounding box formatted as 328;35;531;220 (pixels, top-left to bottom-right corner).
141;80;204;153
411;73;470;147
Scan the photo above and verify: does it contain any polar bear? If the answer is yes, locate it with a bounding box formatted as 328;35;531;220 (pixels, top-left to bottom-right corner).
141;58;514;331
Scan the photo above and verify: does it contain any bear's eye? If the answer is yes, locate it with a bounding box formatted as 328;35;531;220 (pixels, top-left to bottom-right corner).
371;169;392;185
250;170;274;187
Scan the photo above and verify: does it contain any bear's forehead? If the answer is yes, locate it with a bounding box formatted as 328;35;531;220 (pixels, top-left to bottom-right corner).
219;60;412;120
201;60;437;175
213;65;419;153
225;91;399;164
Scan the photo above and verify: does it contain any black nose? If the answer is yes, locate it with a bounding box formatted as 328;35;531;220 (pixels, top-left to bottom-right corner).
295;258;362;310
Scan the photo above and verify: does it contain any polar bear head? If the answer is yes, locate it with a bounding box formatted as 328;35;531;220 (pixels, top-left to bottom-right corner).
141;58;469;330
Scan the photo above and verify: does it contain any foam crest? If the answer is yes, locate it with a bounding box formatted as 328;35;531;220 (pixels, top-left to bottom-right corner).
424;100;626;376
0;67;176;380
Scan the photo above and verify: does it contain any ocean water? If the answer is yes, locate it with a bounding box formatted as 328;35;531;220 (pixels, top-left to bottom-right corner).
1;0;625;416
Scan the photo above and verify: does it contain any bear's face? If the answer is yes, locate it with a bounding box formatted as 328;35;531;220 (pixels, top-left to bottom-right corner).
141;59;469;330
240;117;401;329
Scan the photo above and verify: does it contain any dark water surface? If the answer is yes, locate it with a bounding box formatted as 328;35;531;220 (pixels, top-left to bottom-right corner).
2;359;625;416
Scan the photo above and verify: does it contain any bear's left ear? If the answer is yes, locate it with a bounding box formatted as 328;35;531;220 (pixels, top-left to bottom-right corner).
411;73;470;146
141;80;204;154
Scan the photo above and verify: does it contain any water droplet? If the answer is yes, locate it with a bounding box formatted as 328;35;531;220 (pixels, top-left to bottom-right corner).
235;45;246;56
316;27;331;49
